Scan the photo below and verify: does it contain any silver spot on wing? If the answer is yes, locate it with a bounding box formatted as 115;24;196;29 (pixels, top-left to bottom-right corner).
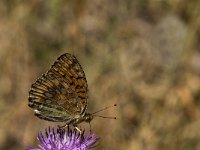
46;99;52;104
61;88;67;94
57;99;66;105
44;92;53;98
34;109;40;114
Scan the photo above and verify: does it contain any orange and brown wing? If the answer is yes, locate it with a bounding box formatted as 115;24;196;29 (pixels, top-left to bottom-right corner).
28;53;88;122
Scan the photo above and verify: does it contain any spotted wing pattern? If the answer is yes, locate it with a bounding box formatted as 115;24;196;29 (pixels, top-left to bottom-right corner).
28;53;88;122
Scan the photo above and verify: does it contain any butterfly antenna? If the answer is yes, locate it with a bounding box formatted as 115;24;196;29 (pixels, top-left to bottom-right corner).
91;104;117;115
92;114;117;119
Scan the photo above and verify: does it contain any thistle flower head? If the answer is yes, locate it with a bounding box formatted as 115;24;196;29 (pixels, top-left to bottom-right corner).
27;127;100;150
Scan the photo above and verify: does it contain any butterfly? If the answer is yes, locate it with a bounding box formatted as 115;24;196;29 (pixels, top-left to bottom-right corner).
28;53;116;129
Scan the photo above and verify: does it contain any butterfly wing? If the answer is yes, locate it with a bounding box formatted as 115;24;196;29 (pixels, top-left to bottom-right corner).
28;53;88;122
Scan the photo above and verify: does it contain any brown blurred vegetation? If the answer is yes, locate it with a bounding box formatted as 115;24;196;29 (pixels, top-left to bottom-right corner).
0;0;200;150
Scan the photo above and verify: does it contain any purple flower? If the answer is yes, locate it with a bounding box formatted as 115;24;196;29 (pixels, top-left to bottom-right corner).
27;127;100;150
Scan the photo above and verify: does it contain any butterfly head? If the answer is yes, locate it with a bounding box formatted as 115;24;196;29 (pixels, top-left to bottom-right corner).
84;113;94;123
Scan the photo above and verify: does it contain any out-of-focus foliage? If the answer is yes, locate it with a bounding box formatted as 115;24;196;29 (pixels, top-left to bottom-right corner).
0;0;200;150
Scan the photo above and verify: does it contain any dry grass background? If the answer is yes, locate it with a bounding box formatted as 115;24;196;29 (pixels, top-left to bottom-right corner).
0;0;200;150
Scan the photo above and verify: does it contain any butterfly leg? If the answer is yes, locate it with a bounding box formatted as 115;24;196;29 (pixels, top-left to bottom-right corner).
75;126;82;133
73;125;83;133
89;122;92;132
58;118;74;129
58;123;68;130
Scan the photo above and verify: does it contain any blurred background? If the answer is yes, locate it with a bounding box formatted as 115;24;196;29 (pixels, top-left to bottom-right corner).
0;0;200;150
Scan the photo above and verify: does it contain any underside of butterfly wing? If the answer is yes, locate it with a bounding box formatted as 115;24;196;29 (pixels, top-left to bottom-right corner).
28;53;88;123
